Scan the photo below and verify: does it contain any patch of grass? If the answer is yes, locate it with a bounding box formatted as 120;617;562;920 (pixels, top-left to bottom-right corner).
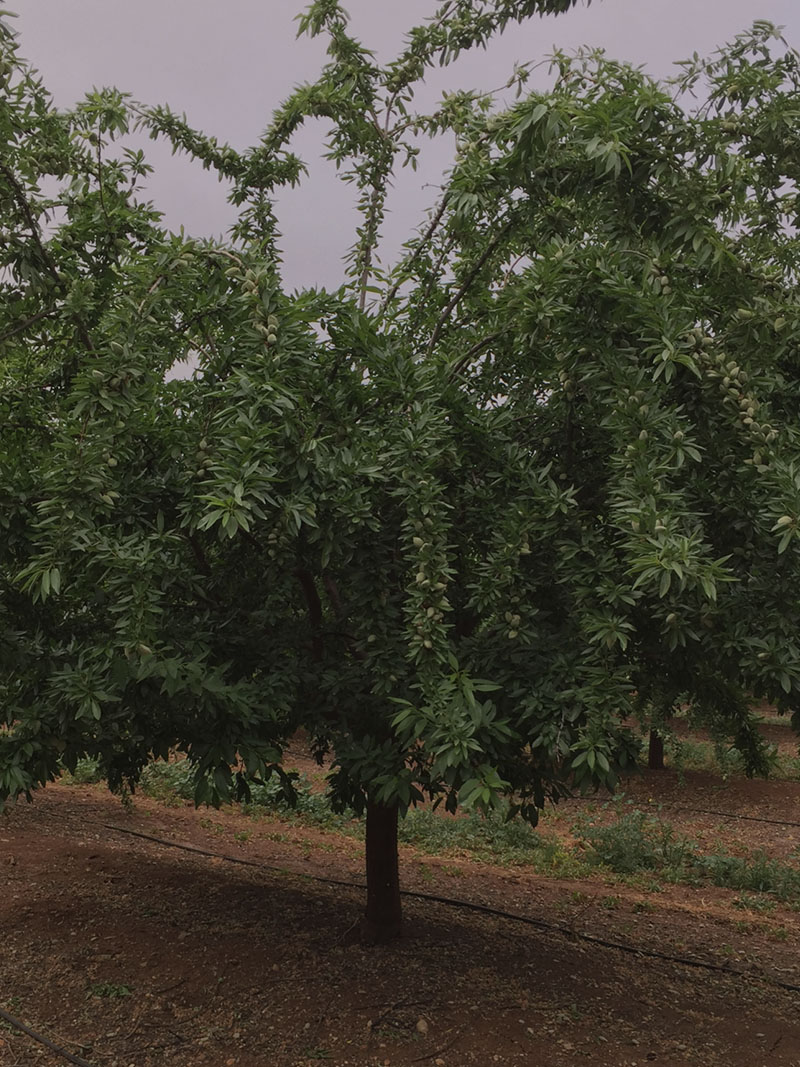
671;739;747;779
574;806;800;905
575;808;695;876
399;808;533;859
774;752;800;781
128;757;800;902
240;774;361;834
672;736;800;781
732;892;778;913
397;807;590;874
698;851;800;902
137;759;584;869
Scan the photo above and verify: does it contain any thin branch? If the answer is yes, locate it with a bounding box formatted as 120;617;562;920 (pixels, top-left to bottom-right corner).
410;1028;465;1063
94;126;111;229
0;160;61;286
448;329;506;381
380;192;450;316
0;307;55;344
427;218;514;356
136;275;166;316
358;186;385;312
0;160;96;354
184;532;212;577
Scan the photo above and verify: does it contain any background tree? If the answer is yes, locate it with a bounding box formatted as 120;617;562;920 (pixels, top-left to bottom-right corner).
2;3;799;941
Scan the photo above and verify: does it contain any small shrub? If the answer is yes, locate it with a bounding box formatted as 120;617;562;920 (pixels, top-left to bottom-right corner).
138;759;195;802
60;757;104;785
242;774;359;832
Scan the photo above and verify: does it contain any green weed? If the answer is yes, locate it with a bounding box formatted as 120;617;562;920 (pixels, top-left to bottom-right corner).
87;982;132;999
732;892;777;913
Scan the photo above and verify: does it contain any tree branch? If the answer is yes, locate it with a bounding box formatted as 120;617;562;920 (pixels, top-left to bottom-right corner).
380;192;450;317
0;307;55;345
448;329;507;381
0;160;96;354
427;218;514;356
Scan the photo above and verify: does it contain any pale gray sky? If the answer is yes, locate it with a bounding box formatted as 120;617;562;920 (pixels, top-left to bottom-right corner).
9;1;799;290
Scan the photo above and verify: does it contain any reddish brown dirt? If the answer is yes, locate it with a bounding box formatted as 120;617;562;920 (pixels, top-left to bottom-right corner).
1;760;800;1067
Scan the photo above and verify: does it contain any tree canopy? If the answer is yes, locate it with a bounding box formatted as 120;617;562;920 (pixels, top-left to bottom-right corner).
2;1;799;939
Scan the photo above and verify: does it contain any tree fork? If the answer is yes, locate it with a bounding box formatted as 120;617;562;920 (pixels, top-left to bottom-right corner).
361;799;402;943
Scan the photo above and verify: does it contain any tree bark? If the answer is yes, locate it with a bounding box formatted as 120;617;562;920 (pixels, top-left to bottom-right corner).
360;799;402;943
648;729;665;770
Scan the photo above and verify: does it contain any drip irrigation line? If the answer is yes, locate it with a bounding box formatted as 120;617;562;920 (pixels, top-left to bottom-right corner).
568;794;800;829
105;823;800;996
0;1006;95;1067
666;805;800;829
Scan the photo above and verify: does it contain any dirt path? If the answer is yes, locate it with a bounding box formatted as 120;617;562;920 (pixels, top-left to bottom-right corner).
1;771;800;1067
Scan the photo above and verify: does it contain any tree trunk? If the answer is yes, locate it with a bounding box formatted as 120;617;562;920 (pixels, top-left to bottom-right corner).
360;799;402;943
648;729;665;770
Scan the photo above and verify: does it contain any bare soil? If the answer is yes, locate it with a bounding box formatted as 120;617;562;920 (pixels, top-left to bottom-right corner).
2;745;800;1067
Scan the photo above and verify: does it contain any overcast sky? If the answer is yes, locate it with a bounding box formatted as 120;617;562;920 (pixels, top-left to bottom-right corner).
8;1;800;290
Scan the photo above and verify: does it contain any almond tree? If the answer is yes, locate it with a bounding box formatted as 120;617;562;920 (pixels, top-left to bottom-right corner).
2;4;799;941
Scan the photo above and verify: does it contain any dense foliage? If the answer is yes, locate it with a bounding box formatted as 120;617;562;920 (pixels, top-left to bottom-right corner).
2;0;799;933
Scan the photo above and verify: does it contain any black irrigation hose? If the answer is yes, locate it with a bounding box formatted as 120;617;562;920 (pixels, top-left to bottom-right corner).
659;805;800;830
567;794;800;829
105;823;800;995
0;1005;96;1067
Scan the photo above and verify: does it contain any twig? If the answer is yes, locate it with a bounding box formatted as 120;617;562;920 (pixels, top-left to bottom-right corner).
154;977;186;996
368;997;429;1033
123;1006;146;1043
358;186;385;312
0;160;61;286
94;126;111;228
410;1027;464;1063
